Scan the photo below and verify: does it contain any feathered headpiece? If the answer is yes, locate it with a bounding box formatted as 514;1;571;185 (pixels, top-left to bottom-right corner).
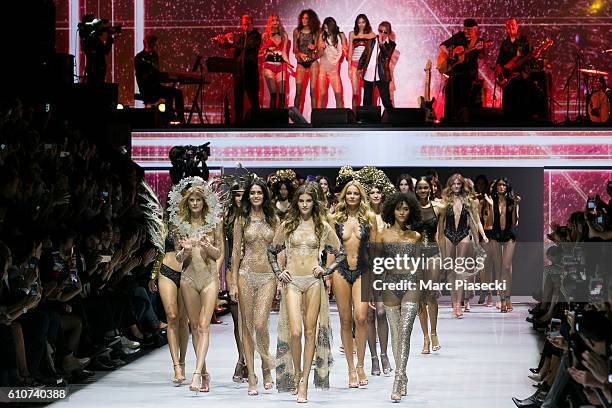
167;176;224;238
355;166;395;198
335;165;356;193
269;169;298;189
214;163;259;207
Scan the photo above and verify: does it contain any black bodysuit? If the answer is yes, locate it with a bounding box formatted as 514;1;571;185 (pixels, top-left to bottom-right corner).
444;205;470;246
335;222;369;284
415;204;440;256
491;197;516;242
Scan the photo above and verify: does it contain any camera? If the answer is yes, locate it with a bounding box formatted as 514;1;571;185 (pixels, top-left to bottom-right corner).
169;143;211;184
78;15;122;39
30;283;39;297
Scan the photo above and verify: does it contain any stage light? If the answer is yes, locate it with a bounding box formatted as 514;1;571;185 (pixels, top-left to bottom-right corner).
116;103;124;110
589;0;604;13
158;103;166;113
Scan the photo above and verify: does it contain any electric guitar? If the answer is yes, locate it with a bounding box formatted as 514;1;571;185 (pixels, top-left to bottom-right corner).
437;38;493;75
418;60;436;122
495;38;553;88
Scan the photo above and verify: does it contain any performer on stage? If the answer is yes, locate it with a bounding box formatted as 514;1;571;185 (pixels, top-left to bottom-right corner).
359;21;396;110
439;174;488;318
330;177;379;388
230;178;279;395
348;15;376;110
315;175;334;210
413;176;444;354
268;183;345;403
260;14;291;109
474;175;495;307
317;17;347;108
134;35;185;123
483;177;520;313
148;215;189;385
378;192;423;402
223;183;247;383
495;18;531;120
293;9;321;112
215;14;261;124
439;19;485;122
396;174;415;193
168;177;224;393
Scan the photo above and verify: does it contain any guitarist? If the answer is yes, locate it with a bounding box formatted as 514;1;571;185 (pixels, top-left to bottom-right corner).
495;18;530;120
439;19;485;122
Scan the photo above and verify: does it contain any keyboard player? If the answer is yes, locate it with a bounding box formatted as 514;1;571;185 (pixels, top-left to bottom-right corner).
134;35;185;123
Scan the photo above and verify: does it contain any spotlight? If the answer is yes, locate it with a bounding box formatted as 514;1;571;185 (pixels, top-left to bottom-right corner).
158;103;166;113
116;103;124;110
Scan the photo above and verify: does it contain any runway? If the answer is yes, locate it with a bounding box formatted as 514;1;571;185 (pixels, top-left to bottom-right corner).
57;299;539;408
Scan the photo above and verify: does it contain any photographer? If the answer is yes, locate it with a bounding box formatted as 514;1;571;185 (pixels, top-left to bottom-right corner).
80;16;121;85
168;144;210;184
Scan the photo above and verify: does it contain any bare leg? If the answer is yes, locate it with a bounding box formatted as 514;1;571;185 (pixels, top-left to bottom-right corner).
366;305;380;375
427;263;441;350
181;283;203;387
318;70;328;108
329;69;344;108
352;278;369;386
298;281;322;402
349;63;361;110
285;285;304;393
489;240;503;305
454;239;471;315
309;62;320;109
193;281;218;390
294;65;306;112
264;69;277;108
158;275;184;382
500;240;516;309
177;290;189;367
332;272;357;386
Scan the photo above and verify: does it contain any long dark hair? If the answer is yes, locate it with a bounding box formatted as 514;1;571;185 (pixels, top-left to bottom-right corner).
223;186;243;237
491;177;515;209
396;173;414;192
353;14;372;35
322;17;340;47
297;9;320;34
382;192;422;229
240;178;277;229
414;176;434;202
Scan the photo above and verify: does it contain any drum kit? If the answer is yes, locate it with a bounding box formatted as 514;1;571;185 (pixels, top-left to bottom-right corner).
578;67;610;123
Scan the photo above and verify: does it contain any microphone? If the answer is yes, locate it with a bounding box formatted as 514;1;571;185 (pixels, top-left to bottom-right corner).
602;49;612;54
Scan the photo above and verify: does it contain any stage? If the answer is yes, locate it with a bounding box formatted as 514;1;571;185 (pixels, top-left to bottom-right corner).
57;300;539;408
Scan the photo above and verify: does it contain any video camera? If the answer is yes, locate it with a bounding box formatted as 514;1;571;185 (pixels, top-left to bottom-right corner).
169;143;211;184
78;14;122;39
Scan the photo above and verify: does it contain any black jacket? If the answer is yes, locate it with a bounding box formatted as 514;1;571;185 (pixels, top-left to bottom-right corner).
358;38;396;83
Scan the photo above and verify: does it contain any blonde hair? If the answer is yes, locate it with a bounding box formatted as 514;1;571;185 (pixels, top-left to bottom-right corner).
334;180;371;225
442;173;476;211
178;186;209;225
265;14;287;39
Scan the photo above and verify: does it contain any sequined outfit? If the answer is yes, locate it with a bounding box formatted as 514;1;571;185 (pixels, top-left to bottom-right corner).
232;218;277;372
414;204;440;257
335;222;370;284
270;222;340;392
444;205;470;245
297;30;318;68
381;242;420;400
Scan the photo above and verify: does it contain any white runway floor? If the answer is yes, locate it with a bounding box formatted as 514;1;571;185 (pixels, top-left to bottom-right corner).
55;300;540;408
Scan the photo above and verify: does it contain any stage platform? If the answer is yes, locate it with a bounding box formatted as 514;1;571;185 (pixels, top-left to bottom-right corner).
55;301;539;408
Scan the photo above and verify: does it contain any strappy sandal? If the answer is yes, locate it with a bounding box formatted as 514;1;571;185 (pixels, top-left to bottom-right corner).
356;365;368;386
348;370;359;388
380;353;393;375
263;368;274;390
173;363;186;386
232;361;245;383
371;356;381;376
200;372;210;392
431;333;441;351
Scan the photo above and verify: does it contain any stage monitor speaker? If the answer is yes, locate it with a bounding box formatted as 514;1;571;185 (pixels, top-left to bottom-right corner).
467;108;504;125
288;106;308;124
356;106;381;124
128;107;166;129
381;108;426;126
245;108;289;127
311;108;356;127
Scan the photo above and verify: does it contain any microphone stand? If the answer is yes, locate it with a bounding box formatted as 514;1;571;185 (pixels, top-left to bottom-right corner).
563;52;579;125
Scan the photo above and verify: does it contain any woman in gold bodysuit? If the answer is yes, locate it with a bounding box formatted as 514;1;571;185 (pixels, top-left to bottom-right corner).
230;179;279;395
175;184;224;393
268;182;345;403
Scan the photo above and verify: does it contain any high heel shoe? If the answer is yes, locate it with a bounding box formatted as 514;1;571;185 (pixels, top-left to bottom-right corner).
348;370;359;388
421;337;431;354
356;365;368;386
292;371;302;395
431;333;441;351
391;373;403;402
464;301;471;312
401;373;408;396
262;368;274;390
247;374;258;396
486;294;493;307
371;356;381;376
189;372;202;394
296;378;308;403
500;300;508;313
232;361;245;383
200;373;210;392
172;363;185;386
380;353;392;376
478;292;486;304
506;299;513;312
